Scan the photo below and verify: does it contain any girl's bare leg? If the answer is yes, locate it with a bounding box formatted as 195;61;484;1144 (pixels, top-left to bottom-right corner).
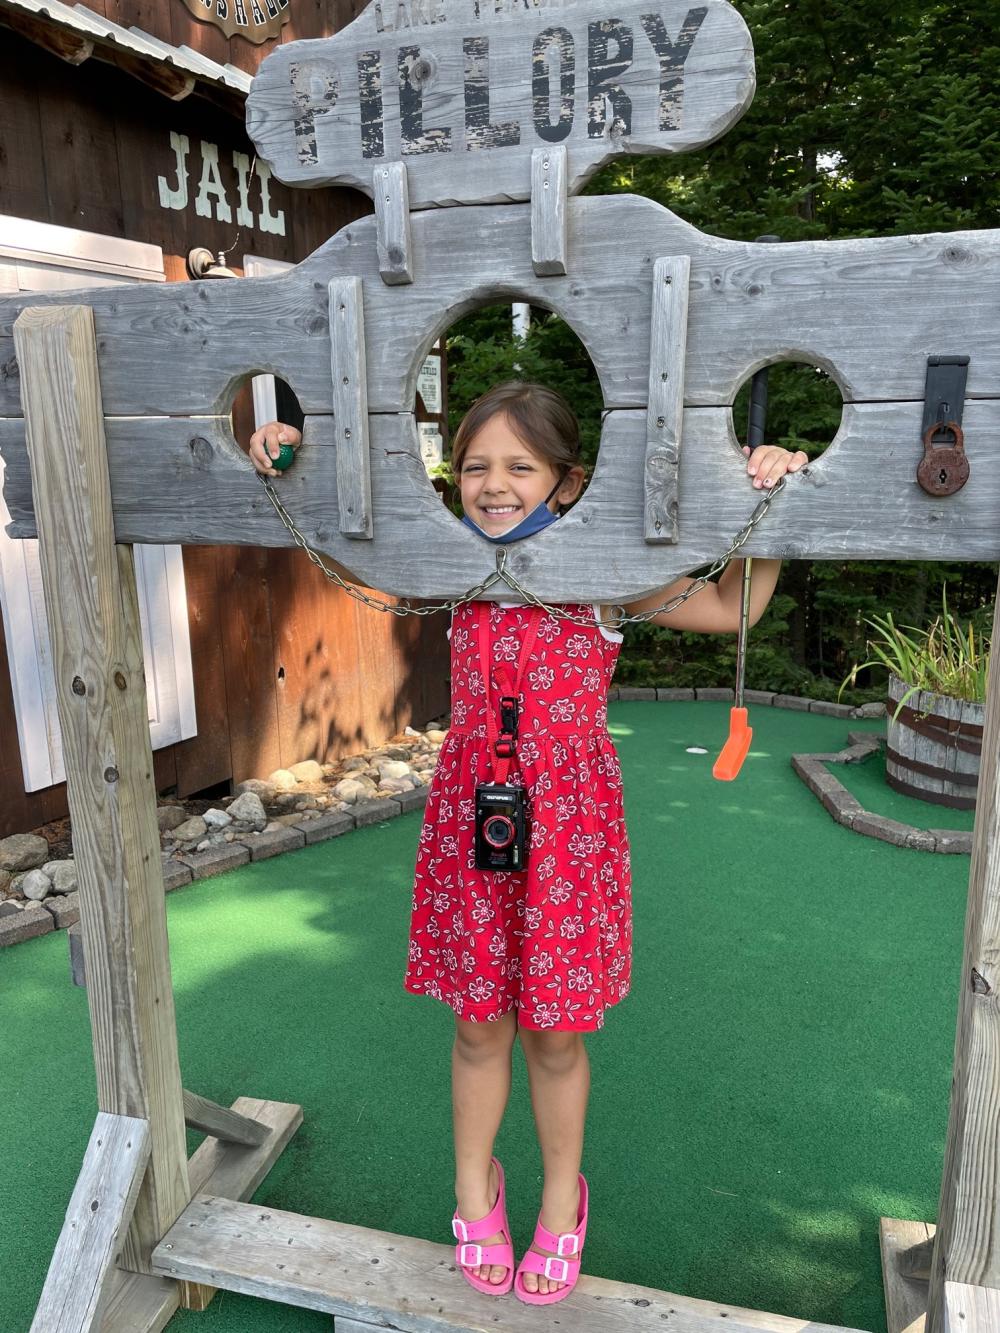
453;1011;519;1284
518;1029;590;1295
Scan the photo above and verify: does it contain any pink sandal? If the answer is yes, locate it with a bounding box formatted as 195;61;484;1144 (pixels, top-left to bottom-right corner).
451;1156;515;1296
513;1172;589;1305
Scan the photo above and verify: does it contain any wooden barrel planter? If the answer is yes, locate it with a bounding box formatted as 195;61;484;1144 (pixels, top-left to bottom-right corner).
885;674;983;810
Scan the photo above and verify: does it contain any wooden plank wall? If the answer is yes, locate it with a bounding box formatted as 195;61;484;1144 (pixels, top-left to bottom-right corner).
0;35;449;836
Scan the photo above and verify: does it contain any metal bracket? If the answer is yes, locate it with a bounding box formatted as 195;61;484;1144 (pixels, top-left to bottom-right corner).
922;355;970;441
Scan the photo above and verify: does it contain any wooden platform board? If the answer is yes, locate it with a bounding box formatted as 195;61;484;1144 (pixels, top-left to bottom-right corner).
152;1192;873;1333
880;1217;934;1333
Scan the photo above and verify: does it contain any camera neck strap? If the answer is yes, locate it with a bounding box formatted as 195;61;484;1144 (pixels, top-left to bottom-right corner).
477;603;542;785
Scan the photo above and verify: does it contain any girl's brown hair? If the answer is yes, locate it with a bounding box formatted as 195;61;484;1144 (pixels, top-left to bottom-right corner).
451;382;581;481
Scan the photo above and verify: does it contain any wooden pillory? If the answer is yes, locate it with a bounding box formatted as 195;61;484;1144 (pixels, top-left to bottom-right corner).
3;1;1000;1329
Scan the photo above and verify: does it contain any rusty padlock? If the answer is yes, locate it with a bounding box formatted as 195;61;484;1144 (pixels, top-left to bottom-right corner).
916;421;970;496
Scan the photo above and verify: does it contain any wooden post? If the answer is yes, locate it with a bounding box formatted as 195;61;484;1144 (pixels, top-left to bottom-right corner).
531;146;568;277
926;568;1000;1331
329;277;374;538
373;162;413;286
644;254;690;543
13;307;194;1289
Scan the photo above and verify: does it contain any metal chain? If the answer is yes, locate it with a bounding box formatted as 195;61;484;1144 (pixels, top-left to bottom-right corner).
256;470;785;626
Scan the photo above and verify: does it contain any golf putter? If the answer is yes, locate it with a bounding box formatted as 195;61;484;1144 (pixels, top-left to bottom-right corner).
713;362;769;781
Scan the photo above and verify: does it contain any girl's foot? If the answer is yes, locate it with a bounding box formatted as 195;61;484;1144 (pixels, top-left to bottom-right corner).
519;1179;582;1296
455;1159;509;1286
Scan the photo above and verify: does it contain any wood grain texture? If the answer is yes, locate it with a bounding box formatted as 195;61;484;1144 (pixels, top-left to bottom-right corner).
927;570;1000;1332
531;145;567;277
98;1267;179;1333
245;0;755;208
7;399;1000;601
644;252;689;542
943;1282;1000;1333
12;305;191;1278
329;277;374;537
182;1089;273;1146
373;161;414;284
30;1112;150;1333
4;197;1000;422
879;1216;933;1333
152;1192;867;1333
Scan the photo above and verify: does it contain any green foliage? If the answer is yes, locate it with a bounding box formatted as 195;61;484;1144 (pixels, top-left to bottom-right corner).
441;0;999;695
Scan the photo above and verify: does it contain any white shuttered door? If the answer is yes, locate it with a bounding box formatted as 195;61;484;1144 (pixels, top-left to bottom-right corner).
0;217;197;791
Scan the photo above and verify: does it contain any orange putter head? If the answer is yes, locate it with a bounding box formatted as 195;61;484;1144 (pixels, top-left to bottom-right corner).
713;707;752;781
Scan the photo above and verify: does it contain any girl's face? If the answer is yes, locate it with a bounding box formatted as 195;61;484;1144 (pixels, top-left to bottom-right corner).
457;412;584;538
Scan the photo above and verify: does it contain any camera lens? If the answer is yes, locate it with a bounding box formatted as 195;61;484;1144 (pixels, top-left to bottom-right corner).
483;814;515;849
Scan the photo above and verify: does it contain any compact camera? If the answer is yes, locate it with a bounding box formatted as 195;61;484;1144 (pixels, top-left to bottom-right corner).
474;783;529;871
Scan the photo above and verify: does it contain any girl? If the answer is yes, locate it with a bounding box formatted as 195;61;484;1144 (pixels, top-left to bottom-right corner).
249;385;806;1305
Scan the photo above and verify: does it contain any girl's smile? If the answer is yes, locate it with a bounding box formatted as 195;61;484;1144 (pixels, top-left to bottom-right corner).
458;413;582;536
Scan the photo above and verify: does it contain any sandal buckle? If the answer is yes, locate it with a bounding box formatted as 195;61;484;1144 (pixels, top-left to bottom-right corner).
460;1242;484;1267
556;1233;579;1257
543;1256;570;1282
452;1217;468;1242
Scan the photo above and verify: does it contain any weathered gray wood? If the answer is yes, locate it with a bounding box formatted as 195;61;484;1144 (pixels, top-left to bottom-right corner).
182;1089;273;1146
185;1097;303;1203
373;162;413;285
531;146;567;277
152;1193;867;1333
943;1282;1000;1333
644;253;690;543
69;919;87;987
886;676;982;810
7;400;1000;602
12;306;193;1283
8;201;1000;423
245;0;755;208
329;277;373;538
98;1269;178;1333
927;568;1000;1333
31;1112;151;1333
880;1217;933;1333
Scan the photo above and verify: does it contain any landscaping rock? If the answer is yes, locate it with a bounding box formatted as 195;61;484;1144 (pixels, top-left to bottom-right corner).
294;811;355;844
268;768;299;791
743;690;776;705
773;694;811;711
341;756;368;772
172;815;207;843
22;868;53;901
380;776;415;795
42;861;78;895
396;786;431;814
851;812;914;848
425;729;448;743
294;794;320;811
156;805;187;833
379;745;411;761
0;868;11;895
618;687;657;701
288;759;324;783
353;797;402;827
234;778;276;804
656;688;695;701
378;760;412;781
227;792;268;830
0;900;23;917
162;861;193;893
808;700;854;718
203;807;233;829
243;826;306;861
852;702;886;718
695;687;734;702
177;844;250;879
930;828;974;855
0;832;50;873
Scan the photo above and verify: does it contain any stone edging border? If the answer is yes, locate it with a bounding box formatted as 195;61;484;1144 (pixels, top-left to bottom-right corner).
791;731;972;855
1;689;922;952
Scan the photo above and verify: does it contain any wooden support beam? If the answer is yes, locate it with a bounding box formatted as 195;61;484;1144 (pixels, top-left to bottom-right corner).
944;1282;1000;1332
182;1088;272;1146
153;1193;868;1333
12;305;196;1296
98;1269;178;1333
531;146;568;277
373;163;413;286
329;278;373;539
2;10;93;63
644;254;691;543
31;1113;150;1333
926;567;1000;1333
880;1217;933;1333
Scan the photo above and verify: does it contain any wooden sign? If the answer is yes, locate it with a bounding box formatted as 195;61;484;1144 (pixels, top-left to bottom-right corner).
245;0;755;207
179;0;291;45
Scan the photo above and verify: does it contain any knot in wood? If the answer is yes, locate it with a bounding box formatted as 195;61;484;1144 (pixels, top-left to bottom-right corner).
71;676;86;696
104;766;119;784
114;671;127;690
971;967;992;995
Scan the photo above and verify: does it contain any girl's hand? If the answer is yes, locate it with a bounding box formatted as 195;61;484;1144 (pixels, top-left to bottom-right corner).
742;444;808;489
249;421;302;476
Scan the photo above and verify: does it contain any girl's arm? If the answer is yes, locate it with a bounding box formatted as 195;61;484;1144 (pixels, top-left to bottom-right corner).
249;421;303;476
623;558;781;633
622;443;806;633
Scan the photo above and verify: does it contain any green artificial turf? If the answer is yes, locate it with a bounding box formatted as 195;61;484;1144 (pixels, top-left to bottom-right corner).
1;702;967;1333
824;748;976;832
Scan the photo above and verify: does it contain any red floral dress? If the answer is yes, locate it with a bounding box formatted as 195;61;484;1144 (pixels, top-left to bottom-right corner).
404;600;632;1031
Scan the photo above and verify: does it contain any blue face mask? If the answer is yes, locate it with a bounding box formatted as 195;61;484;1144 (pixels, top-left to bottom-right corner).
461;479;563;545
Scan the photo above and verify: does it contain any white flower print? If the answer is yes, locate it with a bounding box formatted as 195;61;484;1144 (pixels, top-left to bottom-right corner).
537;853;557;880
524;906;543;932
528;665;555;690
452;699;468;726
547;878;573;906
560;915;585;940
470;897;494;925
582;667;603;691
548;698;576;724
555;794;578;822
409;941;422;962
529;950;555;977
433;892;451;914
495;633;520;662
519;738;542;764
568;832;596;858
533;1001;562;1028
469;977;496;1004
564;634;592;659
567;965;593;992
537;616;561;643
